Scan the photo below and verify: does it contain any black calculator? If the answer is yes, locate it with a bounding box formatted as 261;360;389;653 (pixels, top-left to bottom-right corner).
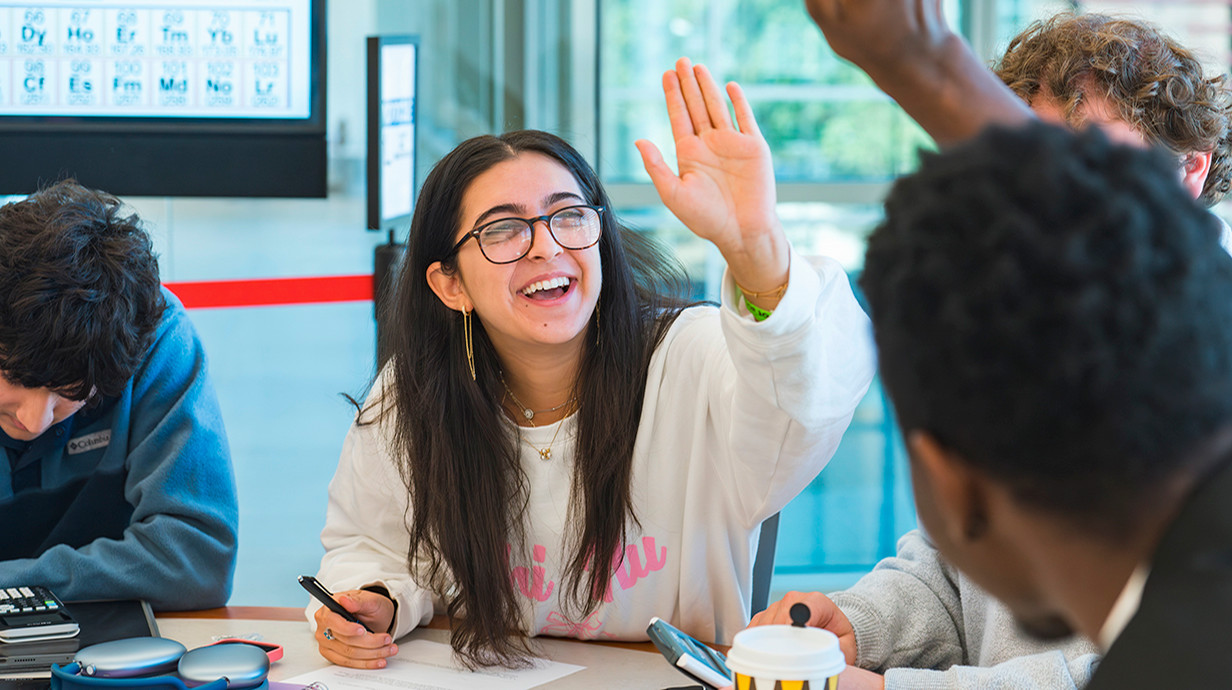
0;586;80;643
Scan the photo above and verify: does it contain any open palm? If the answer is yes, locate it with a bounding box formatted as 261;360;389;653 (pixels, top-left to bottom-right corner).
637;58;780;258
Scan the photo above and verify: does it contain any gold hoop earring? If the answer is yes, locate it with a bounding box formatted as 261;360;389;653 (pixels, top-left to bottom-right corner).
462;307;476;381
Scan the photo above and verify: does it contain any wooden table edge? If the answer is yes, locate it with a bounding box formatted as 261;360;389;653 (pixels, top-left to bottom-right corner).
159;606;305;622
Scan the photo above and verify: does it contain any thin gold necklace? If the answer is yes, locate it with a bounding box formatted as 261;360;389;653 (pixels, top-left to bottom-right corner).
498;377;576;460
500;376;575;422
502;395;574;461
519;413;570;461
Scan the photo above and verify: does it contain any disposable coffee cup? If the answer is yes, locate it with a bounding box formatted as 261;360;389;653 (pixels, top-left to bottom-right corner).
726;623;845;690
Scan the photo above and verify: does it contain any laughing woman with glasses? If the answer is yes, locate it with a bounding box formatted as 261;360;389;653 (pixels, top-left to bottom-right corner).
307;58;876;669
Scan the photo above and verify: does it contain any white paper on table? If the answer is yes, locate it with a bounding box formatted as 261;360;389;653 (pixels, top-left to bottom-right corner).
282;640;583;690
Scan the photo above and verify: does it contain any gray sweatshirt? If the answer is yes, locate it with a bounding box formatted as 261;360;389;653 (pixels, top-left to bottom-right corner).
829;530;1100;689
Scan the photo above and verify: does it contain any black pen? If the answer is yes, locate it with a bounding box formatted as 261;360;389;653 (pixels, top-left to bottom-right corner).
298;575;375;634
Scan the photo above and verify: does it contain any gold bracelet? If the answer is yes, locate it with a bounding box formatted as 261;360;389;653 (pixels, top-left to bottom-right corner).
734;278;789;300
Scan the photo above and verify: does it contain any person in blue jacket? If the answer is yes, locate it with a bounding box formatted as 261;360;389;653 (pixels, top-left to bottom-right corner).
0;179;237;610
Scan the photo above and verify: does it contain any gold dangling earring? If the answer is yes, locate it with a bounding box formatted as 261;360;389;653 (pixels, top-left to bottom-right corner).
594;296;601;347
462;306;476;381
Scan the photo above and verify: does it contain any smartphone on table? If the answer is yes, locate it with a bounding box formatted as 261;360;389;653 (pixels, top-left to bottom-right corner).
297;575;374;634
646;616;732;689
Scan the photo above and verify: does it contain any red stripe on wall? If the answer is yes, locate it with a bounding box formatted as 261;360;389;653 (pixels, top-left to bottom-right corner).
164;274;374;309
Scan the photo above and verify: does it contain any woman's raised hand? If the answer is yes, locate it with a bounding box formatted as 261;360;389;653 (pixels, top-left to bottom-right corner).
636;58;789;302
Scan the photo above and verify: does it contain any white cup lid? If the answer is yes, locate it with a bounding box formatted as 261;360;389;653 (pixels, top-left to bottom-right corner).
726;625;845;679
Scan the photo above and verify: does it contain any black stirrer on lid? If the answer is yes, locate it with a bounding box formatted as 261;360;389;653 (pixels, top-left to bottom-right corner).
789;602;811;628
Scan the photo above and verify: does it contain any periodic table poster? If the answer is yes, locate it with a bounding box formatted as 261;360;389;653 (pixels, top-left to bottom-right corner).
0;0;313;119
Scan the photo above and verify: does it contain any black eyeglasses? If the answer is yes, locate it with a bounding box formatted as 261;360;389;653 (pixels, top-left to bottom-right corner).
449;204;604;264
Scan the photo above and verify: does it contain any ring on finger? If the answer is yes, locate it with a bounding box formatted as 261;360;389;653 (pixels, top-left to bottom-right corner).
323;627;334;641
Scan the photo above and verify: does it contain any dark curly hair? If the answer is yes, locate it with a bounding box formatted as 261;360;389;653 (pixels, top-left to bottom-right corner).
0;180;166;401
996;13;1232;206
860;122;1232;537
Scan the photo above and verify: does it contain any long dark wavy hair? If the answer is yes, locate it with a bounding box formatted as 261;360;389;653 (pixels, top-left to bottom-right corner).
370;130;692;667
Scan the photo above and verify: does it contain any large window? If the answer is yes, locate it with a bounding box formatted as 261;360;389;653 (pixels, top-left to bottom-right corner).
599;0;1232;592
599;0;946;186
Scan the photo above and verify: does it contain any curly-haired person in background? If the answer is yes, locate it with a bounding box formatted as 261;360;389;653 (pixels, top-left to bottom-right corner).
750;11;1232;689
0;180;238;609
996;13;1232;214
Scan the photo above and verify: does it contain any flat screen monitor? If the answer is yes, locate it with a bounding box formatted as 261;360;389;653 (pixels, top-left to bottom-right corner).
0;0;326;197
366;34;416;232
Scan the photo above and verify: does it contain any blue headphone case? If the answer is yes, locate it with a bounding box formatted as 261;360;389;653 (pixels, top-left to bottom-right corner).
51;638;270;690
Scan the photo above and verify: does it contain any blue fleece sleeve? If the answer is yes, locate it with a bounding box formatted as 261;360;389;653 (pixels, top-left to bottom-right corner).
0;294;239;609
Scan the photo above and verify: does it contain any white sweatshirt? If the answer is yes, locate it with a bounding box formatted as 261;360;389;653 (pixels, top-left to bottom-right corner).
309;248;876;646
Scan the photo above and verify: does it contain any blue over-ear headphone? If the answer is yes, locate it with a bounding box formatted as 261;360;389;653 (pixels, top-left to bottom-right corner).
51;638;271;690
